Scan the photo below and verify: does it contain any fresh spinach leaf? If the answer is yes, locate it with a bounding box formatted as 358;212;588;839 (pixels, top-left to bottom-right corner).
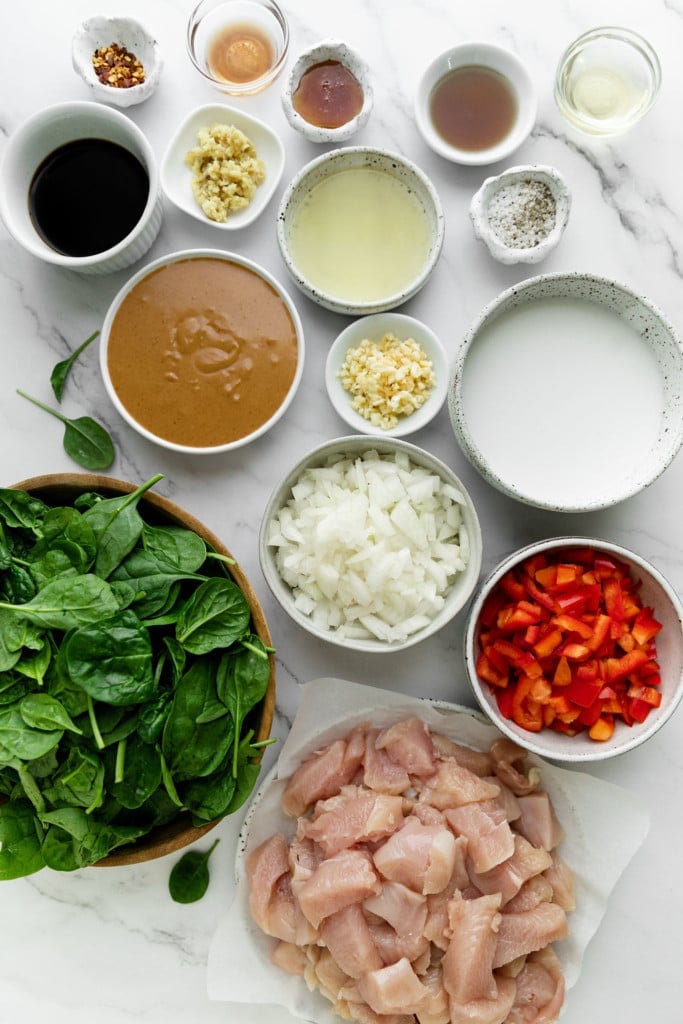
17;389;115;471
0;800;44;880
175;578;250;655
168;838;219;904
50;330;100;402
0;489;47;532
82;475;163;578
217;636;271;776
142;524;207;573
62;609;154;706
43;747;105;813
0;705;63;761
0;573;119;630
20;693;83;735
161;659;234;782
110;734;162;809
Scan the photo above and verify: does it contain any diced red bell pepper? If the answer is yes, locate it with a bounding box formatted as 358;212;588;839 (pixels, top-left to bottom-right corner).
553;655;572;686
552;613;594;640
632;607;663;646
566;675;603;709
533;628;563;659
605;648;651;683
589;715;615;741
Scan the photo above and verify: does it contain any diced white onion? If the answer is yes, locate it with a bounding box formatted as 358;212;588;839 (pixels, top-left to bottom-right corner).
269;450;471;642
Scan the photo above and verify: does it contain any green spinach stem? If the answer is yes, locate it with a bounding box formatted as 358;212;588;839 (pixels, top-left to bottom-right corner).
115;738;127;784
86;695;105;750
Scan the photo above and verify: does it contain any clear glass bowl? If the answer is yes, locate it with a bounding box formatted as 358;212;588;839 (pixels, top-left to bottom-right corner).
186;0;289;96
554;26;661;136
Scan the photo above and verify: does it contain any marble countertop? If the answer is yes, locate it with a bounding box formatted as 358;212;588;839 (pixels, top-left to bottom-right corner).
1;0;682;1022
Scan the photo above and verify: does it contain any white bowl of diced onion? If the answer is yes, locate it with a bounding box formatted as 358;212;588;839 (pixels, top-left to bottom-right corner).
258;436;483;652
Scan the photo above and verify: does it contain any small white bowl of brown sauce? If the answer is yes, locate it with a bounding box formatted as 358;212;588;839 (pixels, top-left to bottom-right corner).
281;40;373;143
415;42;537;166
100;249;304;454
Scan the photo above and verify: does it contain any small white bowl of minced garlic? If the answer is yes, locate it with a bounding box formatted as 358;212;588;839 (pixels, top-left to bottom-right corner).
470;164;571;264
325;312;449;437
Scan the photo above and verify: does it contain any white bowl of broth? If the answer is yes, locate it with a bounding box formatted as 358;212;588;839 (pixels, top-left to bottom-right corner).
415;43;537;166
100;249;304;454
277;147;444;315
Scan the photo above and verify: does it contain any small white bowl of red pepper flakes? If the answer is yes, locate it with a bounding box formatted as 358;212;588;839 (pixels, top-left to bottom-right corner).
72;16;162;108
464;537;683;763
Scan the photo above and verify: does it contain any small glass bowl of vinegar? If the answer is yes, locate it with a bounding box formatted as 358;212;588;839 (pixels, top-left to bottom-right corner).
186;0;289;96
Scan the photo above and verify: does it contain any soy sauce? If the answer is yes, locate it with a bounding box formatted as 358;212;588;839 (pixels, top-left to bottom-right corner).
29;138;149;257
429;65;517;151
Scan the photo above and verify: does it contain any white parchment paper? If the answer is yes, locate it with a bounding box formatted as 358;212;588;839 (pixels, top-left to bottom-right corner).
207;678;650;1020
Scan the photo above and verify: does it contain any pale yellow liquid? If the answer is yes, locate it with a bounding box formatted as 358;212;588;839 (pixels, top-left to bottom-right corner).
287;167;433;304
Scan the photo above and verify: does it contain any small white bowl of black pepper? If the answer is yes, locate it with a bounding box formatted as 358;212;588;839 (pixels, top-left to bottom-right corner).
469;164;571;264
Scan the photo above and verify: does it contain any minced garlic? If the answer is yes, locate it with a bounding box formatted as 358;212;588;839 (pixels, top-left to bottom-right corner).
338;332;436;429
184;123;266;223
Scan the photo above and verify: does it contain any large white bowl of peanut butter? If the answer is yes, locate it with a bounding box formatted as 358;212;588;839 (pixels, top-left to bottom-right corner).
100;248;305;453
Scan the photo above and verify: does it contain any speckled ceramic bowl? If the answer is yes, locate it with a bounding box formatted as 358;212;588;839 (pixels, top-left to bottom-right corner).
281;39;373;142
449;272;683;511
277;147;444;315
470;165;571;264
72;16;162;107
465;537;683;763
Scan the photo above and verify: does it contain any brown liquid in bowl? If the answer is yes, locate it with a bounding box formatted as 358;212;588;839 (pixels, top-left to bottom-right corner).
106;257;299;448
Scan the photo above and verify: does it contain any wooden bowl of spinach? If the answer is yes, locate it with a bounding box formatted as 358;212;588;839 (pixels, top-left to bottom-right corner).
0;472;275;878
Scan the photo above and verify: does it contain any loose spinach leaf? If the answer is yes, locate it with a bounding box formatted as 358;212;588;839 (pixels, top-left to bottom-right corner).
168;838;219;904
161;659;234;781
62;609;154;706
0;574;119;630
0;489;47;532
20;693;83;735
51;330;100;402
17;389;115;471
0;705;63;761
82;475;164;578
217;636;271;776
110;734;162;809
0;800;44;880
175;578;251;655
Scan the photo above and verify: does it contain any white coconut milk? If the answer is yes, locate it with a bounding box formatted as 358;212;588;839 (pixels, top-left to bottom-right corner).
460;296;664;507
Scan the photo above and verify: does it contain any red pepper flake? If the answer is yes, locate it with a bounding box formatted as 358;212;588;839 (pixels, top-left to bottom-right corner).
477;547;664;742
92;43;146;89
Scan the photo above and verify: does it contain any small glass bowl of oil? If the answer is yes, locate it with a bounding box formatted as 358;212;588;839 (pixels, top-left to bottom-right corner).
186;0;289;96
554;27;661;136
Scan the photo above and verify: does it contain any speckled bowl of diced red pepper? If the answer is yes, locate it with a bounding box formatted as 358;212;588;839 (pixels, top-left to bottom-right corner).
464;537;683;762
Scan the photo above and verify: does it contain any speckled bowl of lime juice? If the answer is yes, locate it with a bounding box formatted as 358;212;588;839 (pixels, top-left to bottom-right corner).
276;147;444;315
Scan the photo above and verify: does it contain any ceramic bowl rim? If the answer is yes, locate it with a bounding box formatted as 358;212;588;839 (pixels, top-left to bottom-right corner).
160;102;285;230
464;536;683;763
414;41;538;166
258;434;483;653
276;146;445;315
99;247;305;454
449;270;683;511
324;312;449;436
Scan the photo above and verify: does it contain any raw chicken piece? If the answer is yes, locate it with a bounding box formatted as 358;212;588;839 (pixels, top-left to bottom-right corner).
424;840;470;950
376;717;437;778
347;1001;414;1024
515;792;565;851
445;803;515;874
358;957;430;1015
493;903;568;968
442;893;502;1003
418;760;500;810
271;941;308;976
447;974;517;1024
282;736;364;817
365;880;429;939
543;853;576;912
416;961;450;1024
504;875;555;914
490;739;540;796
507;947;565;1023
321;903;385;978
468;836;553;904
303;789;405;857
481;779;521;822
430;733;494;777
364;729;411;794
298;848;382;928
246;833;290;934
373;815;458;894
367;918;430;966
310;946;354;1005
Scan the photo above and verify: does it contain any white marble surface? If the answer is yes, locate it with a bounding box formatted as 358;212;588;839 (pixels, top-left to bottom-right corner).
1;0;682;1021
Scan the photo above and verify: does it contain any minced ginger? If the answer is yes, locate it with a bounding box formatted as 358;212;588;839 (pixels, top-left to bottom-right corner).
338;332;436;429
184;123;266;222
